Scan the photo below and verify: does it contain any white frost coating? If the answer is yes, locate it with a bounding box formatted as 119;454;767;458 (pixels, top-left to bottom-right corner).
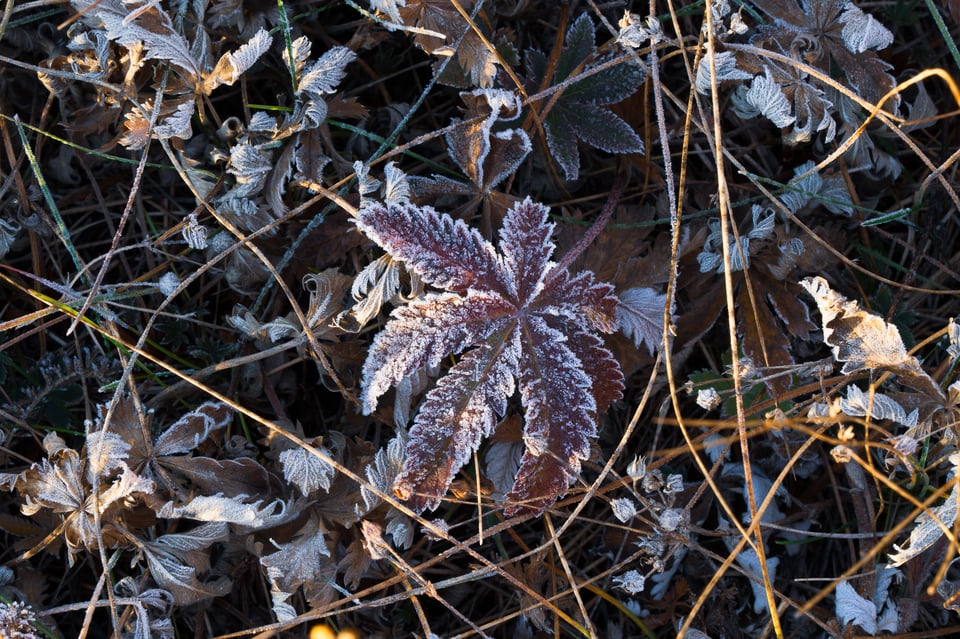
85;431;131;481
695;51;751;94
499;197;553;301
283;36;313;72
840;384;918;428
158;494;287;527
800;276;920;374
360;291;513;413
696;387;721;410
611;497;638;522
616;287;668;355
612;569;646;594
658;508;686;532
839;4;894;54
279;446;335;496
158;271;180;297
731;67;796;129
297;46;357;98
888;454;959;567
382;161;411;205
207;28;273;91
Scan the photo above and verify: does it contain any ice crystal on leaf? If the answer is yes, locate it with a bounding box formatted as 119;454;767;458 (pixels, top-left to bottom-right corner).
525;14;645;181
356;197;624;516
731;0;898;143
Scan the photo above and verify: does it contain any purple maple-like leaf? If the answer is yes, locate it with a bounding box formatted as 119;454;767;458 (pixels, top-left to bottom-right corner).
356;197;623;516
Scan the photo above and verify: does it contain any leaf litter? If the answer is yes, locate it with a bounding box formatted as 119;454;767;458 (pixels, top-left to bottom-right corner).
2;1;960;638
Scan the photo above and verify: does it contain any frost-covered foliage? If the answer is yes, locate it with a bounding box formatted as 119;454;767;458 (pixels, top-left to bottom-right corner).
523;14;645;181
356;197;624;515
5;0;960;636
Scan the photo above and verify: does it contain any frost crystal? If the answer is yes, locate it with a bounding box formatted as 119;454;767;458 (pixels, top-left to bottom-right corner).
612;569;646;594
279;446;335;496
355;197;623;515
839;4;894;54
617;12;662;48
0;601;40;639
658;508;686;532
626;455;646;482
696;387;722;410
695;51;751;95
611;497;638;523
182;213;208;250
159;272;180;297
732;67;796;129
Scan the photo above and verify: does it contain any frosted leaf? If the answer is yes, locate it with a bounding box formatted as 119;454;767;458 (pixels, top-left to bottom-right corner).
260;514;331;618
93;0;200;77
748;204;775;240
85;430;131;482
612;569;646;594
626;455;646;482
382;161;411;205
279;446;335;496
384;512;413;549
359;435;406;512
658;508;686;532
248;111;277;133
698;218;751;273
368;0;404;25
836;581;878;633
695;51;751;94
840;385;918;428
611;497;638;522
665;474;684;494
154;402;232;456
297;46;356;98
0;216;20;260
800;276;927;377
358;196;622;515
354;160;381;207
494;203;553;306
888;454;959;566
282;36;312;75
182;213;207;250
617;12;662;48
697;387;722;410
158;494;286;527
817;174;855;216
732;67;796;129
616;287;667;355
154;99;194;141
361;291;516;414
839;4;894;54
356;201;510;295
395;339;519;511
157;271;180;297
204;28;273;92
734;548;779;614
140;536;231;605
335;255;402;332
446;89;531;193
227;141;273;193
